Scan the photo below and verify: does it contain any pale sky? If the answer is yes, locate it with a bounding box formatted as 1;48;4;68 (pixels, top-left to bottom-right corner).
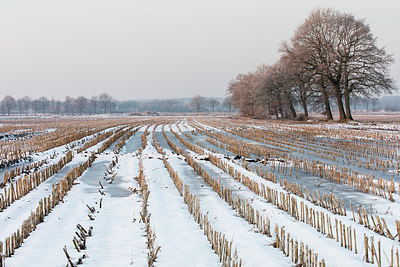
0;0;399;100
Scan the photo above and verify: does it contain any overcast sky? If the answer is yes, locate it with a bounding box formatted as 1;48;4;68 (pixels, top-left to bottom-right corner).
0;0;399;100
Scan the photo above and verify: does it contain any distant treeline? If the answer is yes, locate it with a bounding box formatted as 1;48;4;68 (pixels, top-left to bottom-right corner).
227;8;397;121
0;93;233;115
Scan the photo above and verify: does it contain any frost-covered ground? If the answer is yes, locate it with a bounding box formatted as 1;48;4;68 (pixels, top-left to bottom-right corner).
1;117;399;266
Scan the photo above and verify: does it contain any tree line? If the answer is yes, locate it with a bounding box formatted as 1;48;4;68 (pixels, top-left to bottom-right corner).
0;93;233;115
0;93;115;116
227;8;396;121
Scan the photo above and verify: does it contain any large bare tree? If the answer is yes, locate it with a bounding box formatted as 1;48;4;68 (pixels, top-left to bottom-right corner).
336;13;395;120
229;70;263;117
280;47;316;118
282;9;339;120
228;63;297;119
285;8;395;121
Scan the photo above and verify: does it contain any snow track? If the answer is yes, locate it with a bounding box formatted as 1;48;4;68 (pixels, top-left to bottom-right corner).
142;139;220;266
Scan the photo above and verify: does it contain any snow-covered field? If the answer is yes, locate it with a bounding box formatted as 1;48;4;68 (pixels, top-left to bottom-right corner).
0;116;399;266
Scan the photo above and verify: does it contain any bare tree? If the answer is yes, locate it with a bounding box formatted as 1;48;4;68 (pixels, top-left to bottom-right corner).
336;13;395;120
276;60;298;119
282;9;339;120
363;98;370;111
31;99;39;116
228;65;277;118
54;100;62;115
207;99;220;112
21;96;31;115
49;98;56;114
1;95;16;116
75;96;88;114
99;93;113;114
258;62;297;119
90;96;98;114
222;96;232;112
47;98;62;115
17;98;23;115
190;95;205;112
37;97;50;115
278;8;396;121
64;96;73;115
109;101;116;113
228;73;258;117
227;63;293;119
371;98;379;111
280;47;316;118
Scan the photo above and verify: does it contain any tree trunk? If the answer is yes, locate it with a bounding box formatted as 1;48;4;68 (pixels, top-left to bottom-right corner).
264;105;270;119
288;98;297;119
320;78;333;120
343;69;354;121
274;107;279;118
277;96;284;118
251;103;255;117
300;90;308;117
333;83;347;121
301;99;309;117
344;90;353;120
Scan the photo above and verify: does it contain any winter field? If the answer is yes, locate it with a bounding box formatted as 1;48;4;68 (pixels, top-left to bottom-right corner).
0;116;400;267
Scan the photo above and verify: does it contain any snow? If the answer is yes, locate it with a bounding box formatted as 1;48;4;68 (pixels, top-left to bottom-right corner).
163;152;292;266
5;138;147;267
1;117;400;267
